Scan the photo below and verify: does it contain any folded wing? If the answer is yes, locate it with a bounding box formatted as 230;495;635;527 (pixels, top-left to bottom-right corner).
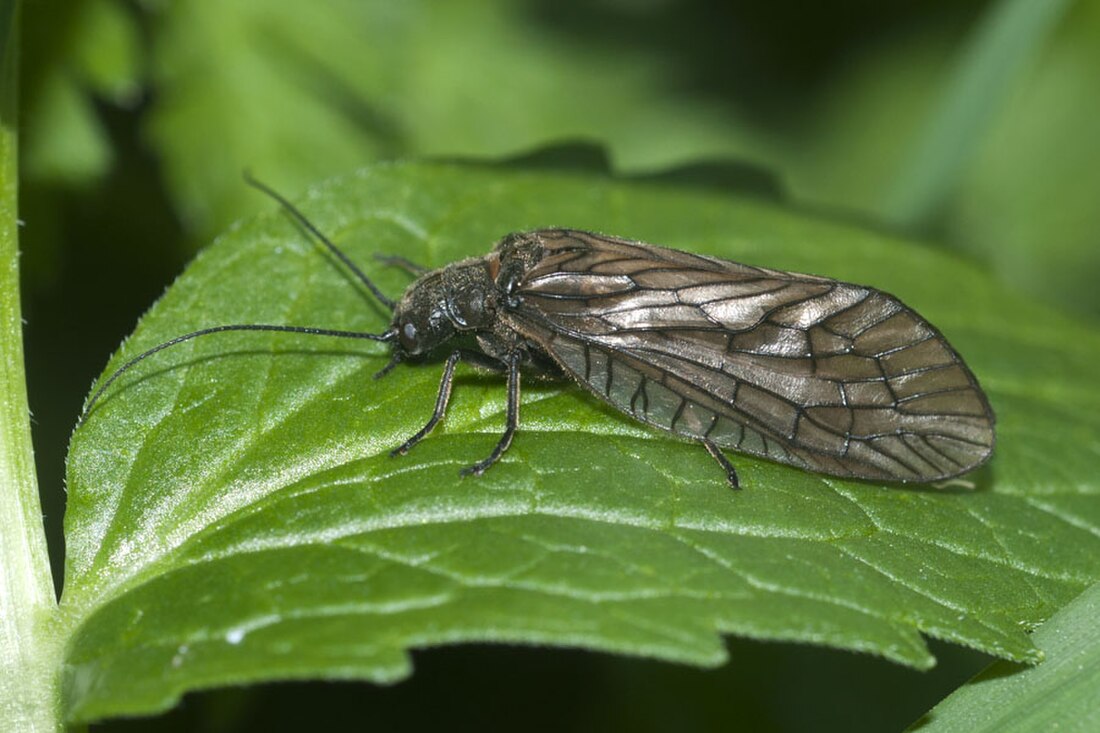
502;229;995;482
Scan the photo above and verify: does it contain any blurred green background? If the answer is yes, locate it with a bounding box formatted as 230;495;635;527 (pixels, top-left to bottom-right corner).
15;0;1097;730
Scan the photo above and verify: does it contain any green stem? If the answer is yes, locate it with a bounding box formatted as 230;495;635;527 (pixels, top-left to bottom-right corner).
881;0;1073;229
0;2;63;730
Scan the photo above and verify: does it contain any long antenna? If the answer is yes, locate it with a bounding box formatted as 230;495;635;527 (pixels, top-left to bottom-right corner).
80;324;396;424
80;176;403;424
243;171;396;311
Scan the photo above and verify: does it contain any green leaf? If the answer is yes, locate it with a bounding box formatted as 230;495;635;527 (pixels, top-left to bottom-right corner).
70;0;142;102
21;0;142;185
910;581;1100;732
948;1;1100;317
879;0;1073;227
62;161;1100;723
782;2;1100;316
21;65;112;183
142;0;768;241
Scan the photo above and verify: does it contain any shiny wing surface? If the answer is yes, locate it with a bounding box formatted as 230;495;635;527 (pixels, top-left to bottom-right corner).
502;229;995;481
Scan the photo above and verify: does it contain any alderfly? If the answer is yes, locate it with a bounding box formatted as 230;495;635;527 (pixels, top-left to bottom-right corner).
81;178;995;489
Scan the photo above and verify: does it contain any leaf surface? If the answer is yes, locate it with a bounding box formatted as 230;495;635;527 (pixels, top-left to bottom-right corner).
910;581;1100;732
143;0;768;240
62;162;1100;721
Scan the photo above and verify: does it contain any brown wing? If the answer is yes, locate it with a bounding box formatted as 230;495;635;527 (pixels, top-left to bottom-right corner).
501;229;995;482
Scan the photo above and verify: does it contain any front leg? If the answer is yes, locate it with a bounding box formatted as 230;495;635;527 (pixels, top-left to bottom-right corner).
390;348;510;459
390;350;464;457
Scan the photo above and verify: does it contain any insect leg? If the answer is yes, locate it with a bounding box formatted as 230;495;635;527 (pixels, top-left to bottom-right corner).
390;350;463;457
701;439;741;490
373;353;403;380
460;352;521;477
375;253;429;276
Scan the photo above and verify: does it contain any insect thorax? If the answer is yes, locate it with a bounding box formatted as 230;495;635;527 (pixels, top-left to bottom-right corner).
391;233;549;357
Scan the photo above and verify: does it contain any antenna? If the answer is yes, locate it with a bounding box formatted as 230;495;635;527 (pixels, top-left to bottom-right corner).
80;325;396;424
80;177;400;424
243;171;396;311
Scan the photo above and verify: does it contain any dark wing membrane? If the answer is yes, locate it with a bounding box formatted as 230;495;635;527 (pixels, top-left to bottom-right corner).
502;229;995;482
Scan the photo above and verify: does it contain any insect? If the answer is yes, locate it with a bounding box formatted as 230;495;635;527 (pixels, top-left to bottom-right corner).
82;178;995;489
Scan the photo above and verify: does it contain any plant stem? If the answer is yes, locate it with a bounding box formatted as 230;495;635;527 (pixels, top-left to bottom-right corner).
0;2;63;730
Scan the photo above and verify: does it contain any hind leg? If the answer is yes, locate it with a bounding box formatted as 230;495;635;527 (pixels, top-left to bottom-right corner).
701;439;740;490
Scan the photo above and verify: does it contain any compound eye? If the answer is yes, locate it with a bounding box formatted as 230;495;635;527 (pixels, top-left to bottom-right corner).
399;321;418;350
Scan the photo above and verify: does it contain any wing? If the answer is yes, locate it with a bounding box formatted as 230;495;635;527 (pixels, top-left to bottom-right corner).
501;229;995;482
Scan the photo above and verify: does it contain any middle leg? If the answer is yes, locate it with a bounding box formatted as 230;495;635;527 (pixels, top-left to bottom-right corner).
701;439;741;490
461;351;521;477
